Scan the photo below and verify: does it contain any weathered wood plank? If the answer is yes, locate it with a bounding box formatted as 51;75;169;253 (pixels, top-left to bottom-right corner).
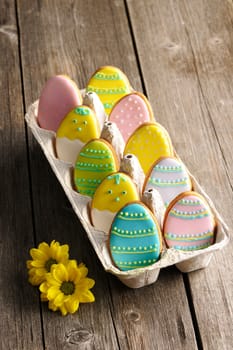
17;0;198;349
127;0;233;348
0;0;44;349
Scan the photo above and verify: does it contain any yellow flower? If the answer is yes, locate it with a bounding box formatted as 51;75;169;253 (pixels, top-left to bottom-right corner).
39;260;95;316
27;240;69;286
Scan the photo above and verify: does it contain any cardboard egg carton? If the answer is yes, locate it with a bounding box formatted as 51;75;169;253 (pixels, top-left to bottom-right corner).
25;100;229;288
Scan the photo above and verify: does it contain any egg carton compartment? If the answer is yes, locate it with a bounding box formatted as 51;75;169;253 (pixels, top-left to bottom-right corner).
25;100;229;288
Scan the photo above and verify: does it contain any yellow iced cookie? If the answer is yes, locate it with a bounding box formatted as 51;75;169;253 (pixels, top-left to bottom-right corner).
74;139;119;197
91;172;139;233
124;123;174;175
86;66;132;115
56;106;100;164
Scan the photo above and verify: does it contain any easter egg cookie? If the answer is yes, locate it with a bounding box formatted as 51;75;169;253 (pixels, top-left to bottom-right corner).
38;75;82;131
144;157;192;207
91;172;139;233
109;202;162;271
109;92;154;142
56;106;100;164
86;66;132;115
124;123;173;175
163;192;216;251
74;139;119;197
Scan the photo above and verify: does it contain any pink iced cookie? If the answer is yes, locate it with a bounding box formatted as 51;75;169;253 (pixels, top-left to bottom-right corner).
163;192;216;251
37;75;82;131
109;92;154;142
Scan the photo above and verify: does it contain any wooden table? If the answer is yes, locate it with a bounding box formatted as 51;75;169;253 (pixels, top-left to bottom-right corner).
1;1;233;349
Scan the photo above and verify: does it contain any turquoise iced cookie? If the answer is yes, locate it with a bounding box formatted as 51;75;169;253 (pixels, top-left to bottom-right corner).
109;202;162;271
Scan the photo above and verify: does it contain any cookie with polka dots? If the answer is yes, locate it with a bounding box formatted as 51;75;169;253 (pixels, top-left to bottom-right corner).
124;122;174;175
109;92;154;142
143;157;192;207
163;192;216;251
38;75;82;131
56;106;100;164
86;66;132;115
90;172;139;233
109;202;162;271
74;139;119;197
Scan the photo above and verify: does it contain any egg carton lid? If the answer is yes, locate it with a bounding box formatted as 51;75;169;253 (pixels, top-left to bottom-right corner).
25;99;229;288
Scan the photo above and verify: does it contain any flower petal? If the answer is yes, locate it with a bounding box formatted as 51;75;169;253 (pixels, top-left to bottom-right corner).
54;292;65;307
59;304;68;316
38;242;50;254
47;286;61;300
78;290;95;303
76;278;95;291
30;248;47;261
52;264;68;283
65;298;79;314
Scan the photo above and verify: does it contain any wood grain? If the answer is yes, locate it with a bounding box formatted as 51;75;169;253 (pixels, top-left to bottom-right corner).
127;0;233;348
0;0;44;349
17;0;197;349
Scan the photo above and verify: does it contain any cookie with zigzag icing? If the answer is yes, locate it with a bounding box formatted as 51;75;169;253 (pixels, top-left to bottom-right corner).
90;172;139;233
86;66;132;115
163;192;216;251
109;202;162;271
74;139;119;197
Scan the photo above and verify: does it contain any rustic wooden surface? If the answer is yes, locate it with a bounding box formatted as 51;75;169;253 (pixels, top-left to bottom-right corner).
0;0;232;349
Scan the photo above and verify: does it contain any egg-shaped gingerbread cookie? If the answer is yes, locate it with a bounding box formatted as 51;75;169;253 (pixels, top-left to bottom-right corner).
163;192;216;251
144;157;192;207
38;75;82;131
109;202;162;271
74;139;119;197
91;172;139;233
86;66;132;115
56;106;100;164
109;92;154;142
124;122;173;175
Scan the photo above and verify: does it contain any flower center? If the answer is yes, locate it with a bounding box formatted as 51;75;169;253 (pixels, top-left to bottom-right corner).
45;258;57;272
60;281;75;295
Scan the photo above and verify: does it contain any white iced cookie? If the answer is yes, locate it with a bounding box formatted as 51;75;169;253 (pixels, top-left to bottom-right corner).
90;172;139;233
101;121;125;163
56;106;100;164
143;156;192;207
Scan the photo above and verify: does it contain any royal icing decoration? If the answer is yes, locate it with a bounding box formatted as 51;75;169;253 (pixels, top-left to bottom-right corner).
110;202;161;271
109;92;154;142
124;123;173;175
144;157;192;207
163;192;216;251
91;173;139;233
74;139;119;197
56;106;100;164
86;66;132;115
38;75;82;131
